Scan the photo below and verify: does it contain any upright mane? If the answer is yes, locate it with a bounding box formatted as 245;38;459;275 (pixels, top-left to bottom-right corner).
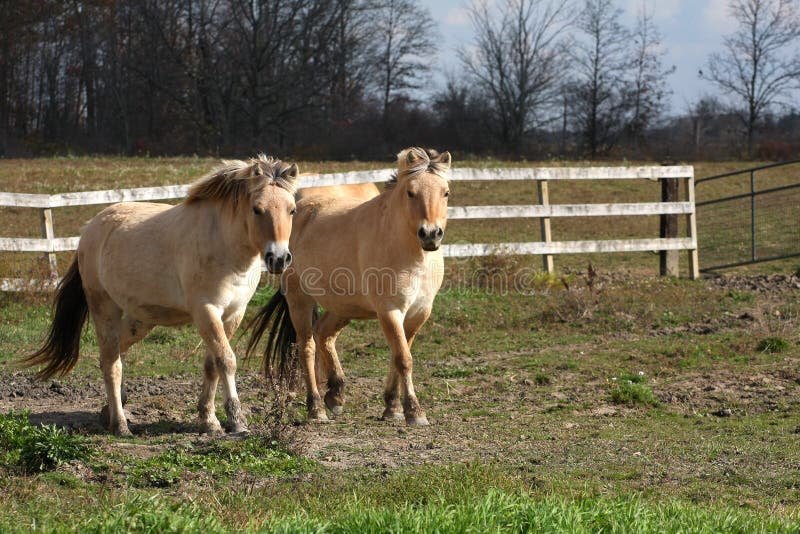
385;147;451;190
186;154;298;207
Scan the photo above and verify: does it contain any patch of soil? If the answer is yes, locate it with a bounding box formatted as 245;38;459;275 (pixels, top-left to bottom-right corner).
706;273;800;295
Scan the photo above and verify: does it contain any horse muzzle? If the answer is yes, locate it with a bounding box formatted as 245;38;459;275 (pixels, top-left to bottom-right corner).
418;225;444;251
264;242;292;274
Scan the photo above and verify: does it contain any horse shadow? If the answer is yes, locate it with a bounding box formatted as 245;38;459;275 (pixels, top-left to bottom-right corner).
26;410;197;437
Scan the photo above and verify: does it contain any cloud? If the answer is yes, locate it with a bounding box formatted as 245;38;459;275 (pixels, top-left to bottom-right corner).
445;7;470;26
625;0;683;22
704;0;737;34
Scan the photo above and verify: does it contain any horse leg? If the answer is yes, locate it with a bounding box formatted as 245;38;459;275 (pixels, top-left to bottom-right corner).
380;310;430;422
314;311;350;417
88;294;130;436
111;317;153;412
288;298;326;421
194;305;248;434
198;346;223;435
377;310;428;426
199;314;245;435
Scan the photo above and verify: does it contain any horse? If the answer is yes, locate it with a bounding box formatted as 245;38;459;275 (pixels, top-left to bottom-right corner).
246;147;451;426
296;182;380;202
24;155;298;436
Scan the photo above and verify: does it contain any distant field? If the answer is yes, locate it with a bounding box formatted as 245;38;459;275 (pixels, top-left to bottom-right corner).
1;157;798;279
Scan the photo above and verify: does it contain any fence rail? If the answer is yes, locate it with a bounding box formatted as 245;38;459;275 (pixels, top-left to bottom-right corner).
0;165;698;290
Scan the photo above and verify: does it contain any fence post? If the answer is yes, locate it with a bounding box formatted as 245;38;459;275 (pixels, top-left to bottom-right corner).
537;179;554;274
684;175;700;280
659;177;679;277
39;207;58;276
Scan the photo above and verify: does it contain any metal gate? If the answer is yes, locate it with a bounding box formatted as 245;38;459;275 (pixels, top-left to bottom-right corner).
696;160;800;272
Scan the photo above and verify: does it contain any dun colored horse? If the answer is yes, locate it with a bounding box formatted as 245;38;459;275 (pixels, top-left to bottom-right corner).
296;182;380;202
247;148;451;425
24;156;298;436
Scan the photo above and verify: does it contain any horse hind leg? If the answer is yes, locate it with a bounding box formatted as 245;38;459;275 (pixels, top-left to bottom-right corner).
287;297;327;422
314;311;349;418
89;294;131;436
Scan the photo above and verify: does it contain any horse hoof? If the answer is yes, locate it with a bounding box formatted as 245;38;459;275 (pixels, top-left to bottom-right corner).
329;405;344;417
406;415;429;427
227;428;250;438
199;422;224;436
308;411;329;422
111;424;133;437
380;410;405;422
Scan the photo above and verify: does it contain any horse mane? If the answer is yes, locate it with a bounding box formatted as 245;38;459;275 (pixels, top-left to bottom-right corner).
186;154;297;207
385;147;451;190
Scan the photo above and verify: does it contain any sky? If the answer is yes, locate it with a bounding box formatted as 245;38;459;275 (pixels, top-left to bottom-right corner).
420;0;741;115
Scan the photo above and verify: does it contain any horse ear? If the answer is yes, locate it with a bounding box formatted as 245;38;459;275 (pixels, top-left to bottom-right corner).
281;163;299;181
405;148;425;166
437;151;452;168
254;165;263;176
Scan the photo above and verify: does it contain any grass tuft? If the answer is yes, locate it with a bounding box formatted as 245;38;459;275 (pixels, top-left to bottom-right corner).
757;336;789;354
609;374;660;407
1;411;90;472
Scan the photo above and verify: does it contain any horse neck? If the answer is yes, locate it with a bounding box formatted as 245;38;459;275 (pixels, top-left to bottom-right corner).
208;201;260;272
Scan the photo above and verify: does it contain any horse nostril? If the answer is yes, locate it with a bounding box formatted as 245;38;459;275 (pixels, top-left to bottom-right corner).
418;227;426;239
285;252;293;265
436;227;444;238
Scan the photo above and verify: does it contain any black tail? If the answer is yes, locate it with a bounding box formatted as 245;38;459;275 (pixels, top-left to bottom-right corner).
245;290;298;381
23;257;89;380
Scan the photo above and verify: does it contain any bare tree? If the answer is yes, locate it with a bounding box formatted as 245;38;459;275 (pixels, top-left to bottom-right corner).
701;0;800;156
460;0;572;153
570;0;630;158
373;0;435;122
624;3;675;147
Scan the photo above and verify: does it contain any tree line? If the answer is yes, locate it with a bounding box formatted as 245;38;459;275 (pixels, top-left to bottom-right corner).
1;0;799;161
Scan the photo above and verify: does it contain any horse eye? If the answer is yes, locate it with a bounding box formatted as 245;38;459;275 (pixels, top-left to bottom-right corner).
444;190;450;198
290;207;296;215
253;206;264;215
407;190;415;199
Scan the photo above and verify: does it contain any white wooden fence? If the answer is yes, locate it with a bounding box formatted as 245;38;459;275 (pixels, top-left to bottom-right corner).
0;165;698;290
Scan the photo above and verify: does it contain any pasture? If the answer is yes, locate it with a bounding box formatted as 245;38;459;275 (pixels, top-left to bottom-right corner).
0;157;799;532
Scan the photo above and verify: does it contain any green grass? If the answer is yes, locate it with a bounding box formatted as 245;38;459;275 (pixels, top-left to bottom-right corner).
126;437;315;488
609;381;661;407
1;466;798;533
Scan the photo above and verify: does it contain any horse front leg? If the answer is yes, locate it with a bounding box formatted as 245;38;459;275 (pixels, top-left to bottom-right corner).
378;310;428;426
194;305;248;434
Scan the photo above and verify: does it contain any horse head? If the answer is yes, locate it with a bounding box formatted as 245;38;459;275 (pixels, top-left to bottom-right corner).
187;155;299;273
390;147;452;251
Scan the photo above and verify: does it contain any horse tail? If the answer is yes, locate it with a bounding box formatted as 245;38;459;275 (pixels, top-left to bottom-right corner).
23;257;89;380
245;289;296;382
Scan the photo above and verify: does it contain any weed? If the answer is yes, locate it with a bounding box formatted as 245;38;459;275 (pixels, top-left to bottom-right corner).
757;336;789;353
534;373;551;385
1;411;90;472
609;376;660;407
19;424;91;473
0;410;32;450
